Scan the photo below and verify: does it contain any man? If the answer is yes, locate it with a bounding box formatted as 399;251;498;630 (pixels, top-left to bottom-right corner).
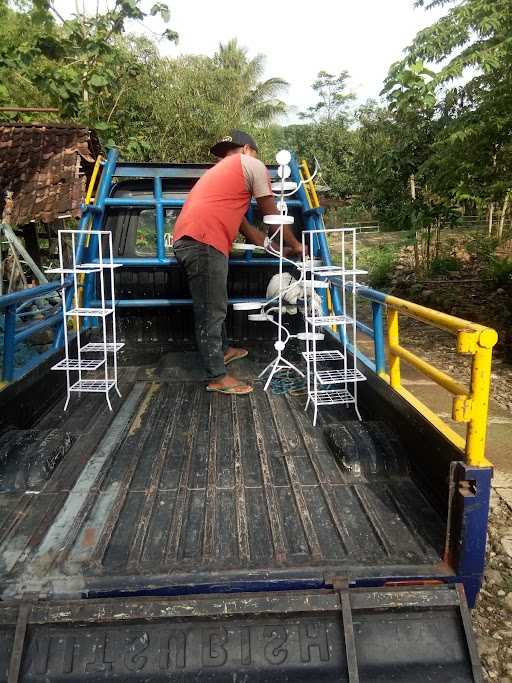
173;129;304;395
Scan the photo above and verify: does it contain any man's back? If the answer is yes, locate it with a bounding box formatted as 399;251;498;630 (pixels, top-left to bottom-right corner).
174;154;271;256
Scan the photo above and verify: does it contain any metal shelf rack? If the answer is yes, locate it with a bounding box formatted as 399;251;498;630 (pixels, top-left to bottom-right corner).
301;227;367;425
47;229;123;411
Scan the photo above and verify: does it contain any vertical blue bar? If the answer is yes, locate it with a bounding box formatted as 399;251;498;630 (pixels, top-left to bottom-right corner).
2;304;17;381
372;301;386;375
310;208;346;342
154;176;165;262
289;164;345;327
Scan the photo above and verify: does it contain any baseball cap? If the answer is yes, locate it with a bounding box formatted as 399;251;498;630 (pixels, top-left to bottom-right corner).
209;129;258;158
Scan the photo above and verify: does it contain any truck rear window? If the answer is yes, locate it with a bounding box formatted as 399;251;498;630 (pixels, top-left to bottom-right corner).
135;208;180;256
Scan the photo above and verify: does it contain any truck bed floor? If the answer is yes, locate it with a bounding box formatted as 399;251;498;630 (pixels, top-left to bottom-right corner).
0;353;447;599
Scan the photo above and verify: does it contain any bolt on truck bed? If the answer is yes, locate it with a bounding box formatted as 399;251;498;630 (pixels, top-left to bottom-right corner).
0;155;490;680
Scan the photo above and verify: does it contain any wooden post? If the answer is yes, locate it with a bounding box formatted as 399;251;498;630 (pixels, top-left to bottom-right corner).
488;203;494;236
498;192;510;241
21;224;42;269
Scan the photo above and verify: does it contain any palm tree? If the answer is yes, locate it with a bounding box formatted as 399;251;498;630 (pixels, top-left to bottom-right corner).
214;39;288;125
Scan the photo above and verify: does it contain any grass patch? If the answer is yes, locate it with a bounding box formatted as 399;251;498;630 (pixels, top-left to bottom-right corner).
429;256;459;276
490;258;512;287
358;244;401;289
329;239;402;289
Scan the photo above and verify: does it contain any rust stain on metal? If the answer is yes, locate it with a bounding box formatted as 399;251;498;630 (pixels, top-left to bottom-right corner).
89;384;169;568
165;387;203;563
129;383;159;435
267;393;322;560
231;396;250;563
286;395;358;556
81;527;96;548
202;394;219;560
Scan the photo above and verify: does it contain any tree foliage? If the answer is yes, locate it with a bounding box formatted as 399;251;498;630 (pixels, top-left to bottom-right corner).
0;0;176;124
0;0;510;239
300;71;355;123
407;0;512;208
348;0;511;238
118;40;288;161
0;2;287;161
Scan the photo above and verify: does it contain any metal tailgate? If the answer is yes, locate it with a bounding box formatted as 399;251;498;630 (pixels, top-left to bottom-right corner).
1;584;482;682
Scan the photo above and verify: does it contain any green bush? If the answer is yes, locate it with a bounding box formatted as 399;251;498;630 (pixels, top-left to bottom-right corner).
489;258;512;286
429;256;459;276
358;244;400;289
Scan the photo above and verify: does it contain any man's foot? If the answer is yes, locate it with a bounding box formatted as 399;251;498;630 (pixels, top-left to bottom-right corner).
206;373;253;395
224;347;249;366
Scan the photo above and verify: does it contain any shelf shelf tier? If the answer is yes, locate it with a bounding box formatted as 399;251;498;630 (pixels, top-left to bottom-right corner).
309;389;355;406
306;315;351;327
70;379;116;393
302;350;344;362
81;342;125;352
52;358;105;371
314;368;367;385
66;307;113;317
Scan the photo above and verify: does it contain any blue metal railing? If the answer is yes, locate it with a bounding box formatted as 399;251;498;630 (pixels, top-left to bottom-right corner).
0;279;70;382
1;148;388;384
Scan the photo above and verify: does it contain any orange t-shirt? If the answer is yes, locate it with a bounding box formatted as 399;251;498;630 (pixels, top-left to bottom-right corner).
173;154;272;256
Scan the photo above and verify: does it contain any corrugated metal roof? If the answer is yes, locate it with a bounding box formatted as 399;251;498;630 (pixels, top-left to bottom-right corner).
0;123;102;226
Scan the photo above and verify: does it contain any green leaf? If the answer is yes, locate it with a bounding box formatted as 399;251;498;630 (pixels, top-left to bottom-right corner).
162;28;178;43
150;3;170;23
89;74;108;88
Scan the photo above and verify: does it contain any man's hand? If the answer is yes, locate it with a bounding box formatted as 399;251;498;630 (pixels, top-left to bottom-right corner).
283;243;308;259
283;242;309;258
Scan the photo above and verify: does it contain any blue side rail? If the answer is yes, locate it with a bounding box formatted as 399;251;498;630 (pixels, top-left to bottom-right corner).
0;279;70;382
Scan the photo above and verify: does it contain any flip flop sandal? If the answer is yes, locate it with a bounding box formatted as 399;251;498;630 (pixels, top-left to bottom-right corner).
206;383;253;395
224;349;249;366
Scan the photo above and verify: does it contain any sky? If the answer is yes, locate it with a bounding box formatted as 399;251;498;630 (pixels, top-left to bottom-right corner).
54;0;447;120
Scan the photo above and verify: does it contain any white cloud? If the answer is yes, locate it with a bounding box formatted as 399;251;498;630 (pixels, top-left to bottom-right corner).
54;0;446;118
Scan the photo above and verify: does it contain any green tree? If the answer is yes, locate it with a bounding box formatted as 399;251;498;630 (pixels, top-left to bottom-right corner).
0;0;177;137
119;41;288;162
300;70;355;123
275;70;355;198
213;39;288;125
405;0;512;235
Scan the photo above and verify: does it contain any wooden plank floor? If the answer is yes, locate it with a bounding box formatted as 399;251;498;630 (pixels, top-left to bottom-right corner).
0;355;446;598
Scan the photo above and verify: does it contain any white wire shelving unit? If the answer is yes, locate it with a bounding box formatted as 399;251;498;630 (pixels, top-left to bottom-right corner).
233;150;306;391
301;227;367;426
47;229;123;411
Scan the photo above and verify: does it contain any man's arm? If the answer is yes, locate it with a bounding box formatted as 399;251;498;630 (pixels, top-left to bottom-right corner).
239;216;266;247
255;195;305;256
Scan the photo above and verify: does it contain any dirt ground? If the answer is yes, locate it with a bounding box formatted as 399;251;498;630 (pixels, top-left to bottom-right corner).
475;492;512;681
398;320;512;681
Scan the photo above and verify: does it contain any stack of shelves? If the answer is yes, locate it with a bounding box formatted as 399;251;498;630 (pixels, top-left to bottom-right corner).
47;229;123;411
301;227;367;425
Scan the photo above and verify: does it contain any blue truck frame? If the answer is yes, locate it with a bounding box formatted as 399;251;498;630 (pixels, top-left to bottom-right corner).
0;148;492;610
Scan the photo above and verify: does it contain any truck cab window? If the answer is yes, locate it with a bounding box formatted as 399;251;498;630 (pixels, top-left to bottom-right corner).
135;208;180;256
